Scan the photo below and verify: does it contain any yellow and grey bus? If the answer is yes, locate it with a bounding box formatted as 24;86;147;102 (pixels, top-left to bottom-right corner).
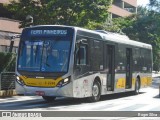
16;25;152;102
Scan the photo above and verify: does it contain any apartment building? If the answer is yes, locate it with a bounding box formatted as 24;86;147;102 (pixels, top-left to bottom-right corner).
109;0;137;18
0;0;22;53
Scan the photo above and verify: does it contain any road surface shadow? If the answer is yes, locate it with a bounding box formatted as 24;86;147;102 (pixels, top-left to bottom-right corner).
100;91;145;101
0;91;146;110
153;94;160;98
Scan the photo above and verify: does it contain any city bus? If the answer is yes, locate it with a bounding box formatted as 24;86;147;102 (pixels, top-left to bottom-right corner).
16;25;152;102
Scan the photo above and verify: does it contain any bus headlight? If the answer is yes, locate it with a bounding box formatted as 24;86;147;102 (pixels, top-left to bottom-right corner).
16;76;20;80
16;76;25;86
64;78;69;83
57;77;71;87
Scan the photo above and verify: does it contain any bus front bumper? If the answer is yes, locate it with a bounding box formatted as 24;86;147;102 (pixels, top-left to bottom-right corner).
16;82;72;97
24;86;59;96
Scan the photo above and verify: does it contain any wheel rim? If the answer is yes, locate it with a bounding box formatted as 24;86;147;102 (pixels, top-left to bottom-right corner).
93;84;99;97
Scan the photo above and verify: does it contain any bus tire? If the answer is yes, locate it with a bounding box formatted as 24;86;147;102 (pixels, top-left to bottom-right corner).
134;78;140;95
88;80;101;102
42;96;56;102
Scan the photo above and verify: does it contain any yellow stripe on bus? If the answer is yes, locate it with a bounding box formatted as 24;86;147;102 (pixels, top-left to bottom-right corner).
132;78;136;87
141;76;152;87
116;78;126;88
147;77;152;86
20;76;63;87
116;76;152;89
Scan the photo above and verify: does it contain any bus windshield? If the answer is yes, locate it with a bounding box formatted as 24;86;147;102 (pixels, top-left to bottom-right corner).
18;38;71;72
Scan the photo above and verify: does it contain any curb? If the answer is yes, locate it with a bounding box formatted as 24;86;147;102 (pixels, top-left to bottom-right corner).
0;90;17;97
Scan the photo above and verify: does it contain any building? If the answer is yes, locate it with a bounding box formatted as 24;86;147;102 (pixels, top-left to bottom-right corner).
0;18;22;53
0;0;22;53
109;0;137;18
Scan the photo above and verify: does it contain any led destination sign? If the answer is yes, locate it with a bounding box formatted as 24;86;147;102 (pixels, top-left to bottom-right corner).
30;30;67;36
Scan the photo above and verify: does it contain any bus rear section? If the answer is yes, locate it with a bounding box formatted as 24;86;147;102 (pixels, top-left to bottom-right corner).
16;26;75;101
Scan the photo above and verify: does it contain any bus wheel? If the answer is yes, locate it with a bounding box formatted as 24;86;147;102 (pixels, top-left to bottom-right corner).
88;80;101;102
42;96;56;102
134;78;140;95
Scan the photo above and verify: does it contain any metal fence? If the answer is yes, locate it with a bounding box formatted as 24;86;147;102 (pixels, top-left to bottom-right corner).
0;72;15;90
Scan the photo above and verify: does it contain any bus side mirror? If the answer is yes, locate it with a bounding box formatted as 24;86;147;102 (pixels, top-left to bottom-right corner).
76;39;87;44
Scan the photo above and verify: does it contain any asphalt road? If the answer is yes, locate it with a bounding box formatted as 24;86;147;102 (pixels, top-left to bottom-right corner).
0;77;159;112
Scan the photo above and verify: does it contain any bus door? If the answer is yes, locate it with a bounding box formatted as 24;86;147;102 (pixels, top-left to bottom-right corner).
126;48;132;89
106;45;115;91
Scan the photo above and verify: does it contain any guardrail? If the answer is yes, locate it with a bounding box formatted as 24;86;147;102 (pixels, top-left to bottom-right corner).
0;72;15;90
0;72;16;97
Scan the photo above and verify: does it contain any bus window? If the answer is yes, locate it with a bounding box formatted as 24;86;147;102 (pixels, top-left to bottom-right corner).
18;39;71;72
76;45;87;65
91;40;103;71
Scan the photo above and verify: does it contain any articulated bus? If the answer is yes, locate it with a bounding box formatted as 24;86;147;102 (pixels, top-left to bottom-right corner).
16;25;152;102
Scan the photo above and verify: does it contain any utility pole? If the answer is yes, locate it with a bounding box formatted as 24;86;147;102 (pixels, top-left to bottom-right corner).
9;35;20;53
9;36;14;53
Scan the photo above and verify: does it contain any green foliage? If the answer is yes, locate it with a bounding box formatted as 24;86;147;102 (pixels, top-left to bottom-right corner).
6;0;112;28
0;52;16;73
5;54;16;72
149;0;160;12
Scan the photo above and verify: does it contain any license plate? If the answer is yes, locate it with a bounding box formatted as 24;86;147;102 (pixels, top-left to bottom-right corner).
35;91;45;96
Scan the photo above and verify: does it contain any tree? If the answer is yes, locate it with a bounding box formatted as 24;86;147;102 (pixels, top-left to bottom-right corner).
0;52;16;72
149;0;160;12
6;0;112;28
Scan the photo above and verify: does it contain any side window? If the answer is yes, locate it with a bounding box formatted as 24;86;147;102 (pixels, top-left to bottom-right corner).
76;46;87;65
75;35;88;65
90;40;103;71
117;44;126;72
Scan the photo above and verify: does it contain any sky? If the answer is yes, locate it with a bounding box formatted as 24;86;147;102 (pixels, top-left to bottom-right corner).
137;0;150;6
